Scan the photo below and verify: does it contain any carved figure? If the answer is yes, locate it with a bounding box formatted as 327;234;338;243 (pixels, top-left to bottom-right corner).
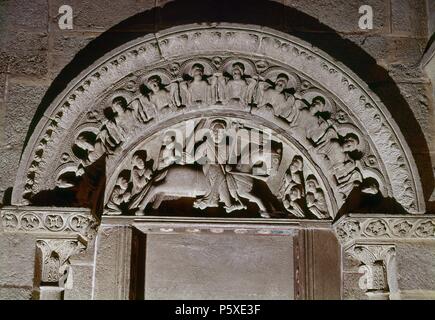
193;120;246;212
323;133;364;198
180;63;215;105
256;73;296;119
305;175;328;218
143;75;181;113
106;171;131;213
93;96;132;156
216;62;257;105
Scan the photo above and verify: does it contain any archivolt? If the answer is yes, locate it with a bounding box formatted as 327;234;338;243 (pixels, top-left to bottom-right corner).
12;24;424;216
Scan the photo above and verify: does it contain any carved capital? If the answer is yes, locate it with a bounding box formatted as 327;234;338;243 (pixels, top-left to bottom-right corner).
33;238;86;300
348;245;395;293
35;239;85;285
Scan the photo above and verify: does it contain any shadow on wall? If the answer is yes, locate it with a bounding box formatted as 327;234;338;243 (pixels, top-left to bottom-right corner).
20;0;433;209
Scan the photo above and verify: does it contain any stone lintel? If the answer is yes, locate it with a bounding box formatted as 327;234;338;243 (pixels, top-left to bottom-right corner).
101;215;333;236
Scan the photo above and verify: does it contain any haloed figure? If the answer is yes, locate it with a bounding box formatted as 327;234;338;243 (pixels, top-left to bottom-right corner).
145;75;180;112
257;73;296;119
181;63;214;105
194;120;246;212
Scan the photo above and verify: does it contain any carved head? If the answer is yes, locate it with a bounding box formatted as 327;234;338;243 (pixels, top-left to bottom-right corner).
116;170;130;190
112;96;127;115
289;185;302;201
147;75;163;93
132;155;145;170
342;133;359;152
210;120;227;144
311;96;326;114
231;62;245;79
191;63;205;80
306;175;319;193
275;73;289;92
289;155;303;173
131;150;148;170
306;192;315;205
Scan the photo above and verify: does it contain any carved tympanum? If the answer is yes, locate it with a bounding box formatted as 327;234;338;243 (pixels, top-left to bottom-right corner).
13;25;424;217
102;117;333;218
53;54;385;218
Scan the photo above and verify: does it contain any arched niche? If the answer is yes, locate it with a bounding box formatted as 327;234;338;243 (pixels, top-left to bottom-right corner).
12;24;425;218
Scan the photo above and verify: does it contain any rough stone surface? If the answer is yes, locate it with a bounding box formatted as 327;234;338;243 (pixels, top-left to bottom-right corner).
93;226;132;300
145;233;294;299
0;147;21;202
4;82;48;148
0;233;38;287
0;32;48;77
0;286;33;300
342;272;367;300
49;31;99;77
285;0;389;34
0;73;6;102
49;0;157;31
64;264;94;300
391;0;428;36
0;0;48;31
396;241;435;291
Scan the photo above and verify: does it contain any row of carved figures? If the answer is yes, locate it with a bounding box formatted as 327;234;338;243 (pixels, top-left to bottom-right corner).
104;61;306;123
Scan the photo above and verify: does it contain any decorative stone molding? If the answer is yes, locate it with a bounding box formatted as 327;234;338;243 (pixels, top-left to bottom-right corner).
121;216;332;236
0;206;98;242
347;244;395;299
12;24;425;216
333;213;435;248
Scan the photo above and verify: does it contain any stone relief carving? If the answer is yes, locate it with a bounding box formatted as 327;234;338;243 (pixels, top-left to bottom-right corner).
57;54;384;219
101;117;334;218
348;244;396;296
36;239;85;285
334;214;435;246
1;207;98;241
12;25;424;216
278;156;328;219
180;62;216;106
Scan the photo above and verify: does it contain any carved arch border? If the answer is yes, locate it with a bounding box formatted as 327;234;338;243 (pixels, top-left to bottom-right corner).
12;23;425;214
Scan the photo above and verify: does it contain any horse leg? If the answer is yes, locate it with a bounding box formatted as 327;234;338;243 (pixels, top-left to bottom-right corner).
238;190;270;218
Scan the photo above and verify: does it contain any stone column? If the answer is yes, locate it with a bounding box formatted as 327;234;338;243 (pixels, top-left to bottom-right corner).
0;206;98;300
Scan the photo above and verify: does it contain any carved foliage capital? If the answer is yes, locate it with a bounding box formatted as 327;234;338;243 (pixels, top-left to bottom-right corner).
347;244;395;293
36;239;85;284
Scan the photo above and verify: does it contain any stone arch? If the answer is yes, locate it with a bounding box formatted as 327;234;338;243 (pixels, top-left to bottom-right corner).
25;0;432;204
11;23;425;219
